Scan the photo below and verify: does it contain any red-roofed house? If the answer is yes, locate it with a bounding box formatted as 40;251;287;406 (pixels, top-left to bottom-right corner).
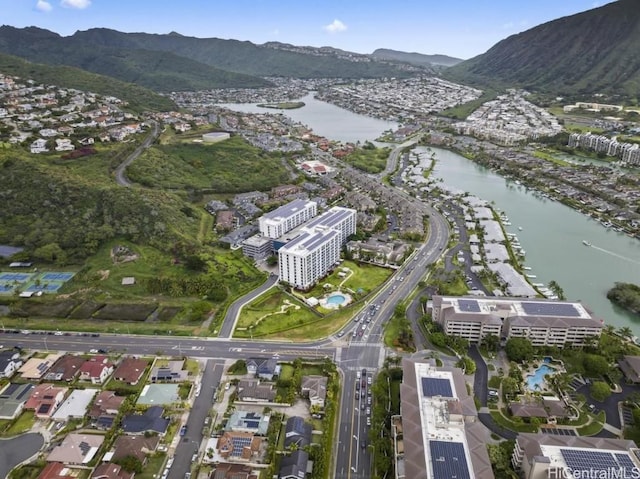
79;356;114;385
24;384;67;418
37;462;76;479
112;358;148;385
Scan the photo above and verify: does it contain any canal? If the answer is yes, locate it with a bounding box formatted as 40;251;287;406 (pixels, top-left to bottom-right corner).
220;96;640;333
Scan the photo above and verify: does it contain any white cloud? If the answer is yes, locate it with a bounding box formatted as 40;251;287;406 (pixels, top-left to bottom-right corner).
323;19;347;34
36;0;53;12
60;0;91;9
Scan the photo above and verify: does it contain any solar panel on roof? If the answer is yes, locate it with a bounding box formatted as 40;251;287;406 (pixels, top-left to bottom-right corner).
615;453;636;471
231;437;252;456
458;299;481;313
79;441;91;455
16;384;33;400
2;383;19;397
429;441;471;479
421;377;453;397
244;420;260;428
522;302;580;317
561;449;620;473
37;403;52;414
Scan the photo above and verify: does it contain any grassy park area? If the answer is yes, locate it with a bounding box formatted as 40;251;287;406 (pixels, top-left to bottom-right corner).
235;260;392;339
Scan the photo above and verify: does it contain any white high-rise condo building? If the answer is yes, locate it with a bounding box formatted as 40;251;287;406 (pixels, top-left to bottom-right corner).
278;207;356;289
259;199;317;239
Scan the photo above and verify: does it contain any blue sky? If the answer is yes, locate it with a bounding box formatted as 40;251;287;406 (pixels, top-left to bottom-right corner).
1;0;607;59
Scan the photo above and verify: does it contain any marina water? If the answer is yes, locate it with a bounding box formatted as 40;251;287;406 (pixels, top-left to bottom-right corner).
219;96;640;334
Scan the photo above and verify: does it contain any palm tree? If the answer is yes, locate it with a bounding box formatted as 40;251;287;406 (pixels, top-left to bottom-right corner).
617;326;634;340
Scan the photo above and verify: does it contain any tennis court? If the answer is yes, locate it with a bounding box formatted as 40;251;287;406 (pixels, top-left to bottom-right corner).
0;273;33;282
40;272;75;282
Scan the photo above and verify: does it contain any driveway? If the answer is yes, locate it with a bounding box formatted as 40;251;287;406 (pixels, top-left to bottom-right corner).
0;433;44;478
469;345;488;407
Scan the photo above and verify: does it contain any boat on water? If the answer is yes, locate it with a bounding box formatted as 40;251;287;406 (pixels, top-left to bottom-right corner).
523;266;532;271
582;240;592;247
518;226;523;231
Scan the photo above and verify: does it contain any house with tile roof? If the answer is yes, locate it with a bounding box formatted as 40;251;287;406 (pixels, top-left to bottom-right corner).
79;356;114;385
47;433;104;465
112;357;148;385
24;384;67;418
89;391;125;429
44;355;85;382
300;376;327;409
121;406;169;435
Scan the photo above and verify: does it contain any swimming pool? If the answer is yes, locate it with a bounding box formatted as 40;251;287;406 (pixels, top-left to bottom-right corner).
526;364;557;391
326;294;346;305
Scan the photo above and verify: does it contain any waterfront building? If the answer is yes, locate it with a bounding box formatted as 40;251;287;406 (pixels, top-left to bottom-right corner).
431;296;603;346
259;199;317;239
392;358;494;479
512;433;638;479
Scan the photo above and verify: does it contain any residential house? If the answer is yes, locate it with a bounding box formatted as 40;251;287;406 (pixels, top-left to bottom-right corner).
216;210;236;232
24;384;67;418
284;416;312;449
216;431;261;460
19;354;62;380
508;397;569;420
30;138;48;154
225;411;270;436
149;360;188;383
121;406;169;435
279;450;309;479
55;138;74;152
210;463;258;479
271;185;301;198
79;356;114;385
52;388;98;422
0;383;34;419
91;463;133;479
236;379;276;403
89;391;125;430
0;348;23;378
37;462;76;479
112;357;148;385
246;358;280;380
300;376;328;409
47;433;104;465
111;435;159;464
44;354;85;382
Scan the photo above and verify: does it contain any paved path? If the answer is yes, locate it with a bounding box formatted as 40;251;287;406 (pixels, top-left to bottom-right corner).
115;120;159;187
218;274;279;338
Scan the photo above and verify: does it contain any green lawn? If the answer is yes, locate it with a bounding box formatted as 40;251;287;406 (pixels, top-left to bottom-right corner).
136;454;167;479
489;410;539;433
303;261;392;299
3;411;35;436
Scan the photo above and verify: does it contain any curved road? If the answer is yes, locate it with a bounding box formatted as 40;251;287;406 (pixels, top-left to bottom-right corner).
114;120;160;187
219;274;279;338
0;433;44;478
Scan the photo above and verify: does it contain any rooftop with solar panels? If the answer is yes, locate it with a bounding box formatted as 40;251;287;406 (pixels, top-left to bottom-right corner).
451;297;592;319
539;445;640;475
414;362;474;479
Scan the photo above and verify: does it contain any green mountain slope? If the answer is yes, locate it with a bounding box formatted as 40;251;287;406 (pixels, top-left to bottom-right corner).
0;53;175;112
445;0;640;96
371;48;463;67
0;26;272;92
0;152;198;261
0;26;417;81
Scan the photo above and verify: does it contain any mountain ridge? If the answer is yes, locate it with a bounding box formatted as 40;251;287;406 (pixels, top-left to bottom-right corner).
444;0;640;96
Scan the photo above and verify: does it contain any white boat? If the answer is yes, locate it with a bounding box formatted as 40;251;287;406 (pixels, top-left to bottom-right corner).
523;266;532;271
518;226;523;231
526;274;537;279
582;240;592;247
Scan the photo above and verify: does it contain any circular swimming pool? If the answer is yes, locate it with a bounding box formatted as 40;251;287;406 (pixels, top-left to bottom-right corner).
326;294;346;305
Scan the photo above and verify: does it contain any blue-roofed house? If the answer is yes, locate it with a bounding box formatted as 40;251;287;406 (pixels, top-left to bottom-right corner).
121;406;169;436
